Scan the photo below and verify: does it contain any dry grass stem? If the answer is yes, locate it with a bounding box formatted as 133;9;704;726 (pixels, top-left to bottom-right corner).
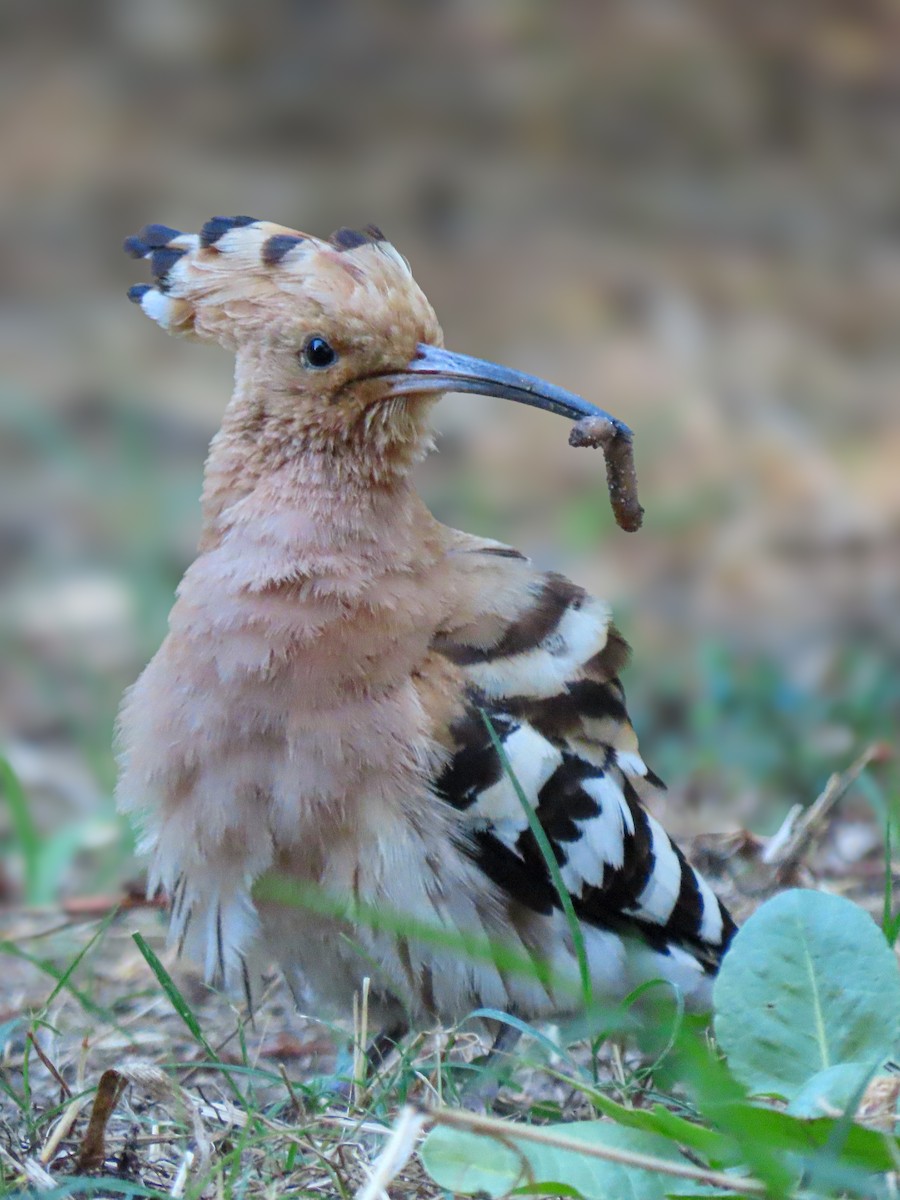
762;744;889;882
27;1030;72;1098
40;1095;88;1165
356;1104;429;1200
419;1103;768;1195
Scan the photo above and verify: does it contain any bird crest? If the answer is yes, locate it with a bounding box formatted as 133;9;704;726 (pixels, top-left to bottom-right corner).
124;216;423;350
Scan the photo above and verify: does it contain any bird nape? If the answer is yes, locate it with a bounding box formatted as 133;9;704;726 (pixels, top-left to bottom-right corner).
117;216;736;1067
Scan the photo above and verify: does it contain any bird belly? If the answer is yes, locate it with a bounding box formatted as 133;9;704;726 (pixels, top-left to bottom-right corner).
256;826;589;1028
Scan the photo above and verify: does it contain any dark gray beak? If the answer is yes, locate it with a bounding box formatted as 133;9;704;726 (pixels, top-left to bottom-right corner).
385;343;633;438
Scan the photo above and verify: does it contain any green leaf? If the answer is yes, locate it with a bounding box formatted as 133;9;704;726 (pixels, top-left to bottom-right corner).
786;1062;885;1120
712;1101;900;1174
420;1128;526;1197
420;1121;718;1200
659;1024;797;1192
713;889;900;1098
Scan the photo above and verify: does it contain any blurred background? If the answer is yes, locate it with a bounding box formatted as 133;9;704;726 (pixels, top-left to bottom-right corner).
1;0;899;908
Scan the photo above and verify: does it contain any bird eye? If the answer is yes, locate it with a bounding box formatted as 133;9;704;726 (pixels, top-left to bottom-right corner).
301;335;337;369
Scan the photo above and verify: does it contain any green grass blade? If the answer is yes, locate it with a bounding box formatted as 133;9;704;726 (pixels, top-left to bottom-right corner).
883;820;900;947
0;941;116;1025
465;1008;581;1070
132;931;207;1044
0;1018;27;1112
25;1180;167;1199
43;906;121;1012
0;756;41;903
131;932;243;1103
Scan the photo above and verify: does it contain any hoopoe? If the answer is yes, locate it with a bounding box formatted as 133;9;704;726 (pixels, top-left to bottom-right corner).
118;217;736;1051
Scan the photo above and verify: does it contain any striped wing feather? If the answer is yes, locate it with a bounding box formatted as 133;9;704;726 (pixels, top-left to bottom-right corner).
433;536;736;981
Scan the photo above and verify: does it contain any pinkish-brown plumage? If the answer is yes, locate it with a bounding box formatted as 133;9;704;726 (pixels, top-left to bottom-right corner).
118;217;734;1041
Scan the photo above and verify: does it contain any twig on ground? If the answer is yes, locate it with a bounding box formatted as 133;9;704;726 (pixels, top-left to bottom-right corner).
762;744;890;885
74;1068;128;1172
277;1061;305;1117
0;1144;64;1197
28;1030;72;1098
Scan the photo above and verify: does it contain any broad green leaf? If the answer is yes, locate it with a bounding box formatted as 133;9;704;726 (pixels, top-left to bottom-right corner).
420;1120;716;1199
714;889;900;1098
787;1062;886;1120
419;1128;525;1197
712;1101;900;1173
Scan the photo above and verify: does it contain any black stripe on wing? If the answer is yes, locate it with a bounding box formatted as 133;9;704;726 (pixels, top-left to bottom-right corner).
528;755;652;895
505;677;628;737
434;574;583;666
435;707;515;811
438;701;735;969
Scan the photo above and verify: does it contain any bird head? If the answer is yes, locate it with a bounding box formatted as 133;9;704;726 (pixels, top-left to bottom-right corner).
124;217;630;482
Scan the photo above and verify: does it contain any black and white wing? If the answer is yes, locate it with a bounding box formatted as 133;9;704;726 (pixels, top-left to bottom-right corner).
432;534;736;1009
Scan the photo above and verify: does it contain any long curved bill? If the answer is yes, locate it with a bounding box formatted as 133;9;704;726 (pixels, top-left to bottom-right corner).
384;343;633;439
383;343;644;532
